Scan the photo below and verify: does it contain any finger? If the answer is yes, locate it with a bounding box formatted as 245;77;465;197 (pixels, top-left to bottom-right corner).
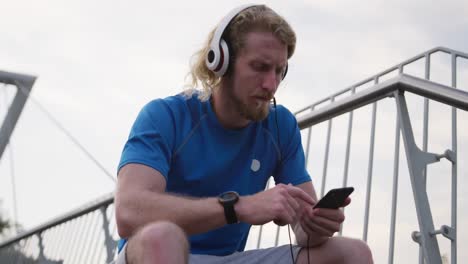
312;208;346;223
286;193;300;212
308;213;342;233
343;197;351;207
283;198;299;222
273;197;297;224
285;185;315;205
301;216;335;237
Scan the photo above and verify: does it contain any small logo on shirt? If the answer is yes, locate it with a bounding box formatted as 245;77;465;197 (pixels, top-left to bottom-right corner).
251;159;261;172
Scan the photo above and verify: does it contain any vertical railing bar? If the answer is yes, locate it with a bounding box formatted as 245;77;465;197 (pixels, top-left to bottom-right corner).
89;213;105;263
363;78;378;242
53;225;66;260
422;52;430;186
75;214;93;264
42;227;55;257
273;178;281;246
274;226;281;247
256;226;264;250
304;106;315;167
27;236;37;260
16;238;26;261
22;236;33;261
40;229;53;261
62;219;80;261
83;211;103;264
417;50;432;264
68;219;82;264
64;219;80;263
37;232;47;262
101;205;117;263
96;228;108;264
320;97;334;198
257;178;271;249
339;87;355;236
304;128;312;165
388;112;401;264
70;213;91;264
78;213;97;264
57;221;71;261
57;221;72;260
110;206;119;238
450;53;458;264
109;205;119;246
42;227;55;259
97;205;117;264
52;223;67;260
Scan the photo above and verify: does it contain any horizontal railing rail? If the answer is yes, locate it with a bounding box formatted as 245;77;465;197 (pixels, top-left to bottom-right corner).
0;194;114;249
297;74;468;128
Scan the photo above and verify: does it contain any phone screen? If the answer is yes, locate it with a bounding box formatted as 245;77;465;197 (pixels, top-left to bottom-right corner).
313;187;354;209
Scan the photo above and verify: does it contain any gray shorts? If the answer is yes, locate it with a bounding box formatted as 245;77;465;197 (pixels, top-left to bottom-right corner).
112;244;302;264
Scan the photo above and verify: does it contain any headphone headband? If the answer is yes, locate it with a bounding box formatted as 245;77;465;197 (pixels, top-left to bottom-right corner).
206;4;257;77
205;4;288;80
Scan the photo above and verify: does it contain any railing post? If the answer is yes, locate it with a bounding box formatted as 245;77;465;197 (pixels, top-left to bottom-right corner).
101;205;117;263
394;91;442;264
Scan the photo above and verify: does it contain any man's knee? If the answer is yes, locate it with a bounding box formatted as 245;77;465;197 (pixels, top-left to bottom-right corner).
348;238;373;263
298;237;373;264
127;221;189;263
139;221;188;250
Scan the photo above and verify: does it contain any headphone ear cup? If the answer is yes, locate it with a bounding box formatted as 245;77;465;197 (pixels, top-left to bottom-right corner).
215;39;230;77
205;38;230;77
206;46;220;72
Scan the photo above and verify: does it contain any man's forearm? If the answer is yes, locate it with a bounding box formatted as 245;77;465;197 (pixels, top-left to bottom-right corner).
116;189;227;238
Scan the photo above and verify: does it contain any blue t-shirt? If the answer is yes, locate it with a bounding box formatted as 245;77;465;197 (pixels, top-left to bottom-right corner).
117;92;311;256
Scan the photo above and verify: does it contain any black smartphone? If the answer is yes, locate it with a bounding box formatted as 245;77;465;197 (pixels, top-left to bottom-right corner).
313;187;354;209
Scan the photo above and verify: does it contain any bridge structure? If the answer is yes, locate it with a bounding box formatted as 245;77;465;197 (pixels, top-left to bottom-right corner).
0;47;467;263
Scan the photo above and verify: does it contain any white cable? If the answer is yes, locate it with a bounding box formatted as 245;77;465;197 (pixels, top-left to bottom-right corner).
14;82;116;183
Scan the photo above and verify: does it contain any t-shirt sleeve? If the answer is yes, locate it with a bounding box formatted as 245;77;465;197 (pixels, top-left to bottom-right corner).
117;99;175;179
273;106;311;186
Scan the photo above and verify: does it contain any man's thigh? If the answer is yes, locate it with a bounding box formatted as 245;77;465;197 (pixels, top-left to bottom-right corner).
189;245;302;264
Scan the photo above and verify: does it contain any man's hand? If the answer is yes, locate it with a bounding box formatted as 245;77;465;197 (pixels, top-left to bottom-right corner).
235;183;315;226
299;197;351;245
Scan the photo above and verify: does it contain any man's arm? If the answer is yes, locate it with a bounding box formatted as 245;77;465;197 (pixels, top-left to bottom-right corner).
115;164;227;238
115;163;316;239
292;181;347;247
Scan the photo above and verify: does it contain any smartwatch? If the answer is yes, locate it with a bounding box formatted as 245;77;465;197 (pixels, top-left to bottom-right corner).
218;191;239;224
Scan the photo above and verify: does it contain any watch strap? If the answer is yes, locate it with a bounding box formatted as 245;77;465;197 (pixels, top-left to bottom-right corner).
223;204;238;224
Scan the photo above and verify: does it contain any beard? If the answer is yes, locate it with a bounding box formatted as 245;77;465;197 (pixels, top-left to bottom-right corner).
225;83;271;122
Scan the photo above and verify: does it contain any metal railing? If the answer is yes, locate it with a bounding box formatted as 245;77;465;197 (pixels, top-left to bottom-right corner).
1;47;467;263
0;70;36;160
0;194;117;263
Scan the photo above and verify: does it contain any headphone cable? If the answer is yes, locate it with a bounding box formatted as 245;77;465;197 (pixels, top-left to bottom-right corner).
273;97;297;263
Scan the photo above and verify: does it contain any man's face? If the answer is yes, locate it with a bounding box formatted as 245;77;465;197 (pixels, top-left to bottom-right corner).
224;31;288;121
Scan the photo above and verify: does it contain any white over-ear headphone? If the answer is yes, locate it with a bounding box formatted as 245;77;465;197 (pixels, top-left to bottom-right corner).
205;4;257;77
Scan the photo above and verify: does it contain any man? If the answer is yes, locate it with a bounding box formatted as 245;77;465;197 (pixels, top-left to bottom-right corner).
114;4;373;264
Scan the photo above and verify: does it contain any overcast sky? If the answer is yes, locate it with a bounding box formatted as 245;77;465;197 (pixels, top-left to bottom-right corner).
1;0;468;262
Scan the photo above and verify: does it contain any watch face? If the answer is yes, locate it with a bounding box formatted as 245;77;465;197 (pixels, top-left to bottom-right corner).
220;191;239;202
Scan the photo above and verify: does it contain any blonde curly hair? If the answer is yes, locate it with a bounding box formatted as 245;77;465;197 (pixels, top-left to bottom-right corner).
185;5;296;101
